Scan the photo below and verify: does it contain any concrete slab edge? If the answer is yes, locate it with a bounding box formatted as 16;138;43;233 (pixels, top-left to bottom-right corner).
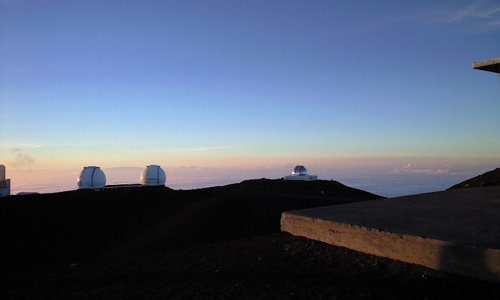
281;211;500;283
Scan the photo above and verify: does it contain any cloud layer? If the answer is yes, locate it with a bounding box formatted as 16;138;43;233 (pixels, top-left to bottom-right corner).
390;163;450;175
424;0;500;30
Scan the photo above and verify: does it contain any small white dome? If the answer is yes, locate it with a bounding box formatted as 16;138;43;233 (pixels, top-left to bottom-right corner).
140;165;166;186
77;166;106;189
292;165;308;176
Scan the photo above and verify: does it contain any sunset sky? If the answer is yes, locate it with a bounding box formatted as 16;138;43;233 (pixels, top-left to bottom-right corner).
1;0;499;196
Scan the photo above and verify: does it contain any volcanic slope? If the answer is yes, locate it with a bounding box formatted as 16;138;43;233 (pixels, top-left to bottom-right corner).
448;167;500;189
0;179;383;274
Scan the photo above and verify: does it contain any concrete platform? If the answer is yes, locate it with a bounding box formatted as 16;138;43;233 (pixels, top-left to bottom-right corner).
472;57;500;73
281;186;500;283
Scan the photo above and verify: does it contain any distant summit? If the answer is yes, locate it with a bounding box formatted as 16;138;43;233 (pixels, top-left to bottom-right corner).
447;168;500;190
230;178;384;200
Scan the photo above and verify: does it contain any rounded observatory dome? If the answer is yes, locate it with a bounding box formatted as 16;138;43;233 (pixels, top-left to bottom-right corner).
140;165;166;186
77;166;106;189
292;165;308;176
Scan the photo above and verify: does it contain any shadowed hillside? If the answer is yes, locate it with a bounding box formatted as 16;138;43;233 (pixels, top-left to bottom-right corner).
1;180;498;299
228;178;383;199
448;168;500;190
0;179;383;274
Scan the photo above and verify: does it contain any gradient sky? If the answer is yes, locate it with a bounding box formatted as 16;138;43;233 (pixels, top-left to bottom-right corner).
1;0;499;195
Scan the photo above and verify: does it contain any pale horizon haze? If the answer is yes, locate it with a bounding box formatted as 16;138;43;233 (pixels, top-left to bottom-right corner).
1;0;499;197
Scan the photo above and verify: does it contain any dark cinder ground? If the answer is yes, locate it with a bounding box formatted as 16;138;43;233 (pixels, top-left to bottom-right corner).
0;179;498;299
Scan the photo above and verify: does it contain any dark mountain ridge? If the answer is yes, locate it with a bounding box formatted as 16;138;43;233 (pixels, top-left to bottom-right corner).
0;179;383;274
448;167;500;190
2;179;499;299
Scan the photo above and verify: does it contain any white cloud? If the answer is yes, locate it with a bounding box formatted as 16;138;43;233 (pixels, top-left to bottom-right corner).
448;1;500;22
164;145;242;153
0;143;41;150
390;163;452;175
362;1;500;34
422;0;500;30
390;163;450;175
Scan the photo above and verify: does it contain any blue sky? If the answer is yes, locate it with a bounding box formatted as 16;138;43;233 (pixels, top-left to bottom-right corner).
1;0;499;196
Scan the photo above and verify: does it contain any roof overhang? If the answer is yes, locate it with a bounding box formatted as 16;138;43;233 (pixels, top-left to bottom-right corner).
472;57;500;74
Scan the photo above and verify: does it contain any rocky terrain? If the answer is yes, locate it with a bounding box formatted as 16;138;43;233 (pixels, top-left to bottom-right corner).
0;178;498;299
448;168;500;189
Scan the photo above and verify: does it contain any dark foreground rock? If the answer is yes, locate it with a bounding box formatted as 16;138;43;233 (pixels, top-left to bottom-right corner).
0;179;498;299
448;167;500;189
0;179;383;274
1;233;499;299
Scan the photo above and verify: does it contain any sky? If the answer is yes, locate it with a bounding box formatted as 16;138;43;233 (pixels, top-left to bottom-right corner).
1;0;499;197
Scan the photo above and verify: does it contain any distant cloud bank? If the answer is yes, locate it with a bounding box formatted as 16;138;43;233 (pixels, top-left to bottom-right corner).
390;163;450;175
5;157;498;198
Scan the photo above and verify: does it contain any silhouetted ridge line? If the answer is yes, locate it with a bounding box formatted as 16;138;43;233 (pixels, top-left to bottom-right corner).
447;168;500;190
0;179;383;275
227;178;384;199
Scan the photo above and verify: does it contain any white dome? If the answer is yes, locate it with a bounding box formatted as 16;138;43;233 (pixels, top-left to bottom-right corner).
77;166;106;189
292;165;308;176
140;165;166;186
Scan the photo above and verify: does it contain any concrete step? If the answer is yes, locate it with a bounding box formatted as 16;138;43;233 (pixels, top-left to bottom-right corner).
281;186;500;283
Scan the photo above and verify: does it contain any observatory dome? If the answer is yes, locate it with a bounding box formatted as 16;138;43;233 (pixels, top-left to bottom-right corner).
140;165;166;186
77;166;106;189
292;165;308;176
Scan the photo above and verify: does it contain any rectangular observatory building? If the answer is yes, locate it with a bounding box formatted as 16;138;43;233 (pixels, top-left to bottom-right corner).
0;165;11;197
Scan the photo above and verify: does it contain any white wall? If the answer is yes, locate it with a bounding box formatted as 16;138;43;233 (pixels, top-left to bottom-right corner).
283;175;318;181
